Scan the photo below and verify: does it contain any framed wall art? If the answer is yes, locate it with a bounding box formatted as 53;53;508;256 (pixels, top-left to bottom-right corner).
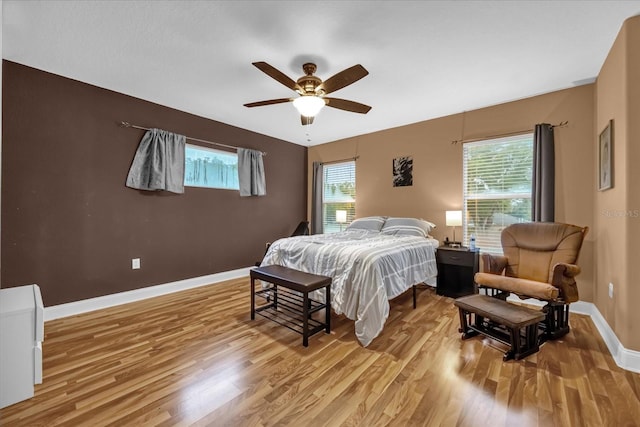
393;156;413;187
599;120;613;191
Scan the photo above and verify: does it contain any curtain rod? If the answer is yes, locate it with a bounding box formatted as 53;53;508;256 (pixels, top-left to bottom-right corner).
450;121;568;145
119;121;267;156
320;156;360;166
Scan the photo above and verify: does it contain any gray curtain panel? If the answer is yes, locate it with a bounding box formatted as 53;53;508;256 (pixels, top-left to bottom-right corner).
237;148;266;197
311;161;324;234
126;128;186;194
532;123;555;222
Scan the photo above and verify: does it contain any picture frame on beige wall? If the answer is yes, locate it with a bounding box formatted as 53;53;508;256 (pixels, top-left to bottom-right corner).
392;156;413;187
599;120;613;191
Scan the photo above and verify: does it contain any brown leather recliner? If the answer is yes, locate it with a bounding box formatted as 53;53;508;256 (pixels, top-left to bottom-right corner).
474;222;588;341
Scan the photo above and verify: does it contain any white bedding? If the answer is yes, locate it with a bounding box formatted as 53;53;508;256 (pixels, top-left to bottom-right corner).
259;229;439;346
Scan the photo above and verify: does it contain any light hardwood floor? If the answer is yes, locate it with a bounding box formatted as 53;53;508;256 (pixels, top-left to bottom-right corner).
1;277;639;426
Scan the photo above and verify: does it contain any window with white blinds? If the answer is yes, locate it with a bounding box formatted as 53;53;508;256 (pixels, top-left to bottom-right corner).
323;161;356;233
463;133;533;254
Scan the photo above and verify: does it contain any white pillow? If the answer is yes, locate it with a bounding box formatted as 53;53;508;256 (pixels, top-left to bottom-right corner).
381;217;435;237
345;216;387;232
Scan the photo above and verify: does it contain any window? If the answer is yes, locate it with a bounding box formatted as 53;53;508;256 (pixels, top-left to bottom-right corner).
184;144;239;190
463;133;533;254
323;161;356;233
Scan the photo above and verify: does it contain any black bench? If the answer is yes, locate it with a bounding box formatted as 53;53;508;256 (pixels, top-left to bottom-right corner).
454;294;545;361
250;265;331;347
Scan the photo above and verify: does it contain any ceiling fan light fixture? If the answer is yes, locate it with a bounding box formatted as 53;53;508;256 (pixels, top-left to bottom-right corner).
293;95;325;117
246;61;370;125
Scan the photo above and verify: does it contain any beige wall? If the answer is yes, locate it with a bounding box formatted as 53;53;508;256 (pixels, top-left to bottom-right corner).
1;0;3;287
309;85;595;302
595;15;640;351
627;16;640;353
310;15;640;352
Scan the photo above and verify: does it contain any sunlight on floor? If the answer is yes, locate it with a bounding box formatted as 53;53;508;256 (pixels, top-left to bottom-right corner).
443;344;538;426
179;366;244;424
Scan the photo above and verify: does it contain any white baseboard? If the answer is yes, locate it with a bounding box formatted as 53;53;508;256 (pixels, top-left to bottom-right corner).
507;295;640;373
580;303;640;373
44;267;252;321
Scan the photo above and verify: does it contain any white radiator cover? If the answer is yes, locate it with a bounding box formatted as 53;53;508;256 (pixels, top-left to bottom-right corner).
0;284;44;408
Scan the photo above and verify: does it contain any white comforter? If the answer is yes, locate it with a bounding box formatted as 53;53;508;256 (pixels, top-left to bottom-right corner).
260;229;438;346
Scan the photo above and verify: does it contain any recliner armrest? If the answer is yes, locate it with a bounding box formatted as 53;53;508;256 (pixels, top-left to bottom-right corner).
551;263;581;303
553;263;581;278
481;254;508;274
475;272;559;301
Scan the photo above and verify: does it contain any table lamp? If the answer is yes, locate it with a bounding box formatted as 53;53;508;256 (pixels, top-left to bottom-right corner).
446;210;462;247
336;210;347;231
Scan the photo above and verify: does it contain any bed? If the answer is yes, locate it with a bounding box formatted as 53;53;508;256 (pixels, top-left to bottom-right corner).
259;216;439;347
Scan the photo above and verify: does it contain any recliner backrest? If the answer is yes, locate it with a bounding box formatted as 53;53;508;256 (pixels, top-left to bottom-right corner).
501;222;587;283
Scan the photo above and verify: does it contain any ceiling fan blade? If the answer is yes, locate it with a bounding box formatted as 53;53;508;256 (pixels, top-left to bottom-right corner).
244;98;293;108
301;115;314;126
324;97;371;114
252;62;302;92
317;64;368;95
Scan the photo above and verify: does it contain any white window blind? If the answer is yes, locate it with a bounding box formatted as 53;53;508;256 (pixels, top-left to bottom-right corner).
323;161;356;233
463;133;533;254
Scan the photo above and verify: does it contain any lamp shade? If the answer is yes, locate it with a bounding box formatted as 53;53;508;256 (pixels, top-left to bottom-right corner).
293;95;325;117
336;210;347;223
445;210;462;227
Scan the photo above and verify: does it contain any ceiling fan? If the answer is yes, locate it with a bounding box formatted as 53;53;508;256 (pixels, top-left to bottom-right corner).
244;61;371;125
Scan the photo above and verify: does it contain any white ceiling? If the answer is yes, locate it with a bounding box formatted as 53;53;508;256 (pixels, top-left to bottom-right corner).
3;1;639;146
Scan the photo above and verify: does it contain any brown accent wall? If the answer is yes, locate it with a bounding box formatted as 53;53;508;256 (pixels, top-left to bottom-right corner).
309;85;596;303
595;15;640;351
2;61;307;306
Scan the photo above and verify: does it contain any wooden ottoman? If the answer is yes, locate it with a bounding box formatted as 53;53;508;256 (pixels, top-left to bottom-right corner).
454;294;545;361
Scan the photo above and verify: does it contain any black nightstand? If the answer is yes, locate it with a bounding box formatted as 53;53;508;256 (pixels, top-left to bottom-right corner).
436;246;480;298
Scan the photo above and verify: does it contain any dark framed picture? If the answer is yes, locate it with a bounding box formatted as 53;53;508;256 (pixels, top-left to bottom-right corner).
599;120;613;191
393;156;413;187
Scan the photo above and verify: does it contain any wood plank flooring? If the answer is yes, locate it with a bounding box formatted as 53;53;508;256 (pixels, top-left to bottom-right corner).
1;277;639;426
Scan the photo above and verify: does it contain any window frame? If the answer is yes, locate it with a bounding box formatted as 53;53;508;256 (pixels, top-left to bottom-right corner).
184;143;239;190
322;160;356;234
462;133;534;254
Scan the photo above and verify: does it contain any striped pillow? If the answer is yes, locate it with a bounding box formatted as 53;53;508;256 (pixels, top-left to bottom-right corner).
381;217;435;237
345;216;387;232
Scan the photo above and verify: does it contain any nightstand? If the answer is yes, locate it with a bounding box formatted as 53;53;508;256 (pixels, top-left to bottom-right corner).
436;246;480;298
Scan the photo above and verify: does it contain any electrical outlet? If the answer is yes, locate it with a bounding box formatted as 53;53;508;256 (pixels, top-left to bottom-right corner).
608;282;614;298
132;258;141;270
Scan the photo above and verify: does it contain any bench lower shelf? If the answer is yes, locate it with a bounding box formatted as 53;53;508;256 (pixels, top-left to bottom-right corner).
254;288;329;340
250;265;332;347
